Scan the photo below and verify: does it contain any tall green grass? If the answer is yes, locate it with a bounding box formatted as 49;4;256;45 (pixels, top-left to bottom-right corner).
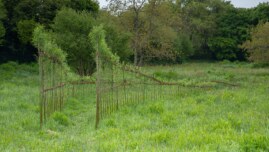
0;61;268;151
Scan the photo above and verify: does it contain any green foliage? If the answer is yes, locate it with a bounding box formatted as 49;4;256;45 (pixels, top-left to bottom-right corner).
0;0;6;20
97;11;132;61
210;7;253;60
0;0;99;63
0;0;268;64
0;0;6;45
173;34;194;62
89;25;119;64
68;0;99;14
0;22;5;45
252;3;269;24
32;25;79;83
53;8;96;75
208;37;237;60
153;70;179;80
13;0;69;25
241;22;269;64
0;0;70;62
32;26;66;63
142;1;179;63
0;0;269;64
52;112;70;126
104;26;132;62
180;0;233;58
16;19;37;44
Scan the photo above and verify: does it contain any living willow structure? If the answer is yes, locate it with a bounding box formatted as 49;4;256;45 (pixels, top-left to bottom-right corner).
35;25;238;128
33;26;95;128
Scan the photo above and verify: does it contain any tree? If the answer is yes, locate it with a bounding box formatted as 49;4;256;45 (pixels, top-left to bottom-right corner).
0;0;99;63
52;8;96;75
0;0;70;62
16;20;37;44
252;2;269;24
13;0;70;26
13;0;98;26
173;34;194;62
107;0;147;65
241;22;269;63
97;11;132;61
0;0;6;45
142;0;179;63
208;37;237;60
107;0;185;65
179;0;230;57
209;7;253;60
68;0;99;15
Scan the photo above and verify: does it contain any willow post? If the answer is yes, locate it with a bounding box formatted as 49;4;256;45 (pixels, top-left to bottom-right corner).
95;48;100;129
111;65;114;112
39;50;44;128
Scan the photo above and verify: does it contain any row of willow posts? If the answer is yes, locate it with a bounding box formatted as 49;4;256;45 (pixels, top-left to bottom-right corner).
38;50;95;128
39;50;183;128
95;53;183;128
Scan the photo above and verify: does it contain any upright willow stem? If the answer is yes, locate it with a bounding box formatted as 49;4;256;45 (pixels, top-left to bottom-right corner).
95;41;100;129
39;49;44;128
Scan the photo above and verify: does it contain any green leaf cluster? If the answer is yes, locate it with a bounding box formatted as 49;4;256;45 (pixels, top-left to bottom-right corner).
32;25;72;77
52;8;96;75
241;22;269;64
89;25;120;64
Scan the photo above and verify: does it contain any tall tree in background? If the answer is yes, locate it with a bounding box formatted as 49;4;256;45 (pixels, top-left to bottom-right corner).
52;8;96;75
180;0;232;58
0;0;99;63
107;0;188;65
252;2;269;25
107;0;147;65
143;0;178;63
97;11;132;61
0;0;269;64
0;0;69;62
69;0;99;15
209;7;253;60
241;22;269;64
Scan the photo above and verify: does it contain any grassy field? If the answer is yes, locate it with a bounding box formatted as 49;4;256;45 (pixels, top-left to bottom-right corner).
0;61;269;151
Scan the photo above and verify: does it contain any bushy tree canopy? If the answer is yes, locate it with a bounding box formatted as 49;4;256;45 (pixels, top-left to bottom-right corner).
97;11;132;62
0;0;99;63
16;20;37;44
241;22;269;63
52;8;96;75
1;0;269;65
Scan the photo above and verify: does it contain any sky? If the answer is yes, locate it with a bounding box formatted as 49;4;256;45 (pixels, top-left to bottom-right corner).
97;0;269;8
228;0;269;8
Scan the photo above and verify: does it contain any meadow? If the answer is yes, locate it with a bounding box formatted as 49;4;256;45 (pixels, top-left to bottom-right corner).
0;61;269;151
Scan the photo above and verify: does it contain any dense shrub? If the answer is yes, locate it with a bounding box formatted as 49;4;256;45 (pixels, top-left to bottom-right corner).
241;22;269;64
52;8;96;75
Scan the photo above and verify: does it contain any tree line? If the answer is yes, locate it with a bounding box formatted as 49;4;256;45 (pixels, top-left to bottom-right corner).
0;0;268;74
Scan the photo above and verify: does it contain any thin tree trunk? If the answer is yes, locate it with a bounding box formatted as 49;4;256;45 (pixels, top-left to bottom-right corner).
133;11;139;66
139;53;144;66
